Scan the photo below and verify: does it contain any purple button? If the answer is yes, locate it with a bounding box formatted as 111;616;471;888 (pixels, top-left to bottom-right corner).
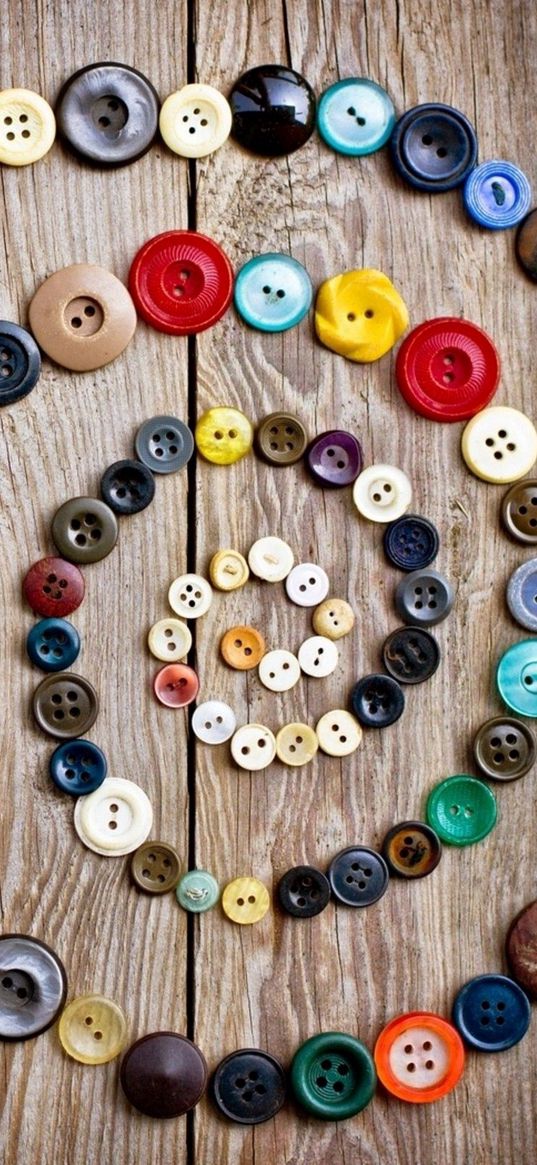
306;430;363;488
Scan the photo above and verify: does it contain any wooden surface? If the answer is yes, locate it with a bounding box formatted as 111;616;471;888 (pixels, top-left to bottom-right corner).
1;2;537;1163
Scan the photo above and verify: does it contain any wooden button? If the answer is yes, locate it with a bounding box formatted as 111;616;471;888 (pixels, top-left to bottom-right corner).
506;900;537;997
256;411;308;465
209;549;249;590
230;724;276;770
51;497;118;564
0;88;55;165
315;709;362;756
59;994;128;1064
312;597;355;639
275;723;318;766
153;664;199;707
516;208;537;281
382;821;442;878
0;935;67;1040
120;1032;207;1117
32;672;98;738
220;625;265;670
147;618;192;662
74;776;152;856
28;264;136;371
248;536;294;582
130;841;181;894
23;556;84;618
195;406;253;464
222;877;270;924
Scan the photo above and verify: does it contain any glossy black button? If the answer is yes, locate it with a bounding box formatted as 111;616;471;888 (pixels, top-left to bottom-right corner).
229;65;316;156
55;62;159;167
0;934;67;1039
212;1048;286;1124
390;103;478;192
328;846;389;907
350;673;404;727
100;458;155;515
0;320;41;406
382;626;440;685
473;716;536;782
383;514;439;571
278;865;331;918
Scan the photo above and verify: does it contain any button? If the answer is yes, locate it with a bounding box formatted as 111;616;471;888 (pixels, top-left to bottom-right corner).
55;63;159;166
129;230;233;334
0;934;67;1039
374;1012;465;1103
51;496;118;564
285;563;329;607
49;739;107;796
390;103;477;192
317;77;395;156
306;430;362;488
395;568;454;626
426;774;497;846
383;514;439;571
506;900;537;997
234;253;312;332
329;846;389;906
298;635;338;678
32;672;98;739
100;459;155;515
497;639;537;716
195;406;253;464
153;664;199;708
134;415;194;474
147;617;192;662
58;994;128;1064
516;208;537;281
473;715;536;782
381;821;442;879
291;1032;376;1119
130;841;181;894
395;317;500;423
258;649;301;692
120;1032;207;1117
229;65;315;156
255;412;308;466
275;723;318;767
221;625;265;670
502;479;537;543
315;269;408;362
209;549;249;590
463;161;532;229
22;556;85;618
315;709;363;757
28;264;136;371
168;573;213;618
159;82;231;158
382;626;440;684
278;865;331;918
176;869;220;913
353;463;412;523
506;558;537;630
191;701;236;744
248;536;294;582
212;1048;286;1123
230;724;276;771
221;876;270;924
461;405;537;483
74;776;152;856
452;974;531;1053
0;88;55;165
312;597;355;639
26;617;81;672
0;321;41;407
350;674;405;728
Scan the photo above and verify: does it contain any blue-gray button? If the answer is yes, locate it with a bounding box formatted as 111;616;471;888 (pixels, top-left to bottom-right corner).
506;558;537;631
317;78;395;156
234;254;312;332
26;617;81;672
463;161;532;230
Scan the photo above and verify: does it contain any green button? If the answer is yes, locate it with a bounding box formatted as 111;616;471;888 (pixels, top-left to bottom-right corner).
290;1032;376;1120
426;774;497;846
176;869;219;913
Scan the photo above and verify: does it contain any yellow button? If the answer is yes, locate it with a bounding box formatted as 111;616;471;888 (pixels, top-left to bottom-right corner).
0;88;56;165
209;548;249;590
160;83;232;158
195;407;253;464
315;269;408;362
461;406;537;483
147;617;192;662
276;722;318;767
222;876;270;924
315;709;363;757
58;994;128;1064
313;597;355;640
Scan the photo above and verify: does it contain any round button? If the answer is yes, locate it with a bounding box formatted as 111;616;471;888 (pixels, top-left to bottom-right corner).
395;568;454;626
222;877;270;924
23;556;85;618
160;83;231;158
135;415;194;474
463;161;532;229
383;514;439;571
382;626;440;684
390;103;477;192
374;1013;465;1103
221;625;265;670
229;64;315;156
195;406;253;464
317;77;395;156
256;412;308;466
312;597;355;640
49;739;107;796
258;649;301;692
353;463;412;522
26;617;80;673
329;846;389;907
0;88;55;165
120;1032;207;1117
473;715;536;782
461;405;537;483
306;430;362;488
234;253;312;332
168;573;213;618
51;496;118;564
506;558;537;630
153;664;199;708
131;841;181;894
452;974;531;1053
506;900;537;997
315;709;363;757
497;639;537;716
100;459;155;516
176;870;220;913
0;934;67;1039
315;269;409;362
129;230;233;335
29;264;136;371
381;821;442;879
278;865;331;918
0;321;41;406
191;701;236;745
395;317;500;422
426;774;497;846
248;536;294;582
291;1032;376;1120
212;1048;286;1124
350;674;405;728
502;479;537;543
74;776;152;856
230;724;276;771
516;208;537;281
209;549;249;590
56;63;159;166
147;618;192;663
59;994;128;1064
298;635;338;678
285;563;329;607
275;723;318;767
32;672;98;739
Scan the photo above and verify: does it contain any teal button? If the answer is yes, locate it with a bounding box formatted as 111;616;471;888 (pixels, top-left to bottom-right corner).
317;78;395;157
426;775;497;846
290;1032;376;1120
176;869;219;913
234;253;312;332
497;639;537;716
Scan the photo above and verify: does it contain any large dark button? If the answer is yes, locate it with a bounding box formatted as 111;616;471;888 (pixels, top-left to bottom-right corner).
212;1048;286;1124
255;412;308;466
381;820;442;878
26;617;81;672
120;1031;207;1117
383;514;439;571
0;320;41;406
55;62;159;167
473;715;536;782
350;673;404;727
506;901;537;998
452;974;531;1052
0;934;67;1039
100;459;155;515
278;865;331;918
49;738;107;796
306;430;362;488
32;672;99;739
382;626;440;684
51;496;118;564
23;556;85;618
390;103;477;192
501;479;537;544
229;65;316;156
328;846;389;907
516;208;537;281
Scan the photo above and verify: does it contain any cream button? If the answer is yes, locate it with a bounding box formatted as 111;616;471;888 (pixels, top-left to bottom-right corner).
461;406;537;483
316;709;363;756
191;700;236;744
248;536;294;582
285;563;330;607
276;723;318;766
209;549;249;591
388;1026;450;1089
74;777;152;856
168;573;213;618
313;597;355;640
59;994;128;1064
0;88;55;165
147;617;192;662
258;649;301;692
353;464;412;522
298;635;339;677
230;723;276;770
160;83;232;158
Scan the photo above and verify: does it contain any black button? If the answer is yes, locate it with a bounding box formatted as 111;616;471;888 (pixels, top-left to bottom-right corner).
278;865;331;918
56;62;159;167
100;458;155;515
229;65;316;156
212;1048;286;1124
382;626;440;684
328;846;389;907
0;321;41;406
350;673;404;727
390;103;478;192
383;514;439;571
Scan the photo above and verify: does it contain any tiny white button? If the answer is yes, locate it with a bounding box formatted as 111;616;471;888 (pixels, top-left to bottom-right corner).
258;649;301;692
298;635;339;677
191;700;236;744
285;563;329;607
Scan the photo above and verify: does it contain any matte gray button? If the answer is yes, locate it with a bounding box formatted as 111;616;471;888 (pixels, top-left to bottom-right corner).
0;934;67;1039
395;568;454;626
506;558;537;631
135;415;194;474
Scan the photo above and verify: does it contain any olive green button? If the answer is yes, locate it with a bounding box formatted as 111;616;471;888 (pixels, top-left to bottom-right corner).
32;672;99;738
473;716;536;782
426;774;497;846
51;496;118;564
176;870;220;913
130;841;181;894
255;412;308;465
290;1032;376;1120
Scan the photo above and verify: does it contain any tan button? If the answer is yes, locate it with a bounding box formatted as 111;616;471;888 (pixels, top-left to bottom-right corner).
32;672;98;738
222;876;270;924
28;263;136;371
59;994;128;1064
130;841;181;894
316;710;363;756
147;617;192;662
51;496;118;564
209;549;249;591
276;723;318;767
313;597;355;640
0;88;56;165
220;625;265;670
230;723;276;770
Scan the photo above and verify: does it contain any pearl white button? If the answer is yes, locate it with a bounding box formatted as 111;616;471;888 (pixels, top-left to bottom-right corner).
285;563;330;607
353;464;412;522
159;83;232;159
168;573;213;618
191;700;236;744
147;617;192;662
230;723;276;770
315;709;363;756
258;649;301;692
461;405;537;483
298;635;339;677
74;777;153;856
248;536;294;582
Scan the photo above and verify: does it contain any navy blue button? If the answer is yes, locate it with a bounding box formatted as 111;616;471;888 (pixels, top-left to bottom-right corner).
0;320;41;407
49;739;107;796
317;78;395;157
384;514;439;571
328;845;389;907
350;673;404;728
390;103;477;192
26;618;81;672
452;974;531;1052
234;254;312;332
463;161;532;230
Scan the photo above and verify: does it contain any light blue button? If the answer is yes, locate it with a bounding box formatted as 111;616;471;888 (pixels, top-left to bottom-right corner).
497;639;537;716
463;161;532;229
176;869;219;913
234;253;312;332
317;78;395;156
506;558;537;631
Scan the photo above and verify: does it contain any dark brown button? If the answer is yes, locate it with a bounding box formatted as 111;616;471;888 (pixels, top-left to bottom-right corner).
255;412;307;465
506;900;537;997
381;820;442;879
32;672;98;738
120;1031;207;1117
51;496;118;563
28;263;137;372
501;479;537;544
516;208;537;281
130;841;181;894
473;715;536;781
22;556;85;617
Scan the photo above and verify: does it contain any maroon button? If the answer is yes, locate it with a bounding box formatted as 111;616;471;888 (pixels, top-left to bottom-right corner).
306;429;362;487
395;317;500;422
506;900;537;997
128;230;233;335
22;557;85;618
153;664;199;707
120;1031;207;1117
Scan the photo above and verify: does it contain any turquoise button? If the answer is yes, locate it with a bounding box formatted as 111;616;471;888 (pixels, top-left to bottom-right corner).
317;78;395;157
426;775;497;846
176;869;219;913
234;253;312;332
497;639;537;716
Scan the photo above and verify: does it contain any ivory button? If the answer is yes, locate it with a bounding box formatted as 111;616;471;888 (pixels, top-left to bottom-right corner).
285;563;330;607
312;597;355;639
222;877;270;924
147;618;192;662
461;405;537;483
258;649;301;692
275;723;318;766
209;549;249;590
230;724;276;770
353;464;412;522
248;536;294;582
28;264;136;371
298;635;339;677
73;776;153;856
168;573;213;618
315;709;363;756
0;88;55;165
191;700;236;744
160;83;232;158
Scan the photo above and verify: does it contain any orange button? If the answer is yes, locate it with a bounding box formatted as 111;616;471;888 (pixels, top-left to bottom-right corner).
220;625;265;670
374;1012;464;1104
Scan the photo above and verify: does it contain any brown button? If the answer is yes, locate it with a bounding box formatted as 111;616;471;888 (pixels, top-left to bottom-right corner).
381;820;442;878
120;1031;207;1117
255;412;308;465
22;556;85;617
516;209;537;281
51;497;118;564
32;672;98;738
28;263;136;371
220;625;265;670
501;479;537;544
473;715;536;781
130;841;181;894
506;900;537;997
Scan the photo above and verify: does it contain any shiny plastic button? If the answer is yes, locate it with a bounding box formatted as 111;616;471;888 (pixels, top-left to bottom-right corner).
59;994;128;1064
374;1013;465;1103
275;723;318;767
497;639;537;716
130;840;181;894
255;412;308;466
147;617;192;663
426;774;497;846
168;573;213;618
502;479;537;543
230;724;276;771
56;63;158;166
221;625;265;670
176;870;220;913
317;77;395;156
258;649;300;692
452;974;531;1053
0;88;55;165
191;701;236;744
395;568;454;626
506;900;537;997
153;663;199;708
32;672;98;739
49;739;107;796
160;83;231;158
291;1032;376;1120
120;1032;207;1117
229;65;315;156
395;317;500;423
315;709;363;757
285;563;329;607
350;674;404;728
100;459;154;516
298;635;338;678
209;549;249;590
329;846;389;906
212;1048;286;1124
74;776;152;856
248;536;294;582
390;103;477;192
0;934;67;1039
29;264;136;371
506;558;537;630
384;514;439;570
234;253;312;332
473;715;536;782
23;556;85;618
306;430;362;488
26;617;80;673
382;821;442;879
315;269;408;362
382;626;440;684
278;866;330;918
51;497;118;564
0;321;41;407
195;406;253;464
353;464;412;522
312;598;355;640
135;415;194;474
129;230;233;335
461;406;537;483
516;208;537;281
463;161;532;229
222;876;270;924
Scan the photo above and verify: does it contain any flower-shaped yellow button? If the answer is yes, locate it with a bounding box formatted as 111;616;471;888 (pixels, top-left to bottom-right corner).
276;723;318;766
160;83;232;159
222;876;270;924
315;269;408;362
195;407;253;464
58;994;128;1064
0;88;56;165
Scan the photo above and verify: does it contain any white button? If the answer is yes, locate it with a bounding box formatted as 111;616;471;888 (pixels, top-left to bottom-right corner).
388;1025;450;1089
353;464;412;522
147;617;192;662
74;777;152;856
248;536;294;582
159;83;232;158
461;405;537;483
258;649;301;692
230;723;276;770
168;573;213;618
285;563;330;606
298;635;339;677
316;709;363;756
191;700;236;744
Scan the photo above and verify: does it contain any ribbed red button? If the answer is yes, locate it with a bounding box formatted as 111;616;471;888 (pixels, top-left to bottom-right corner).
395;317;500;422
23;556;85;617
153;664;199;707
128;230;233;334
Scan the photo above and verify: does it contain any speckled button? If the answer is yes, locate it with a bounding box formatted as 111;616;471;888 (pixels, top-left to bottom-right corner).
353;464;412;522
374;1013;465;1103
312;598;355;640
29;264;136;371
502;479;537;543
32;672;98;738
317;77;395;156
497;640;537;717
390;102;477;192
278;866;331;918
248;536;294;582
516;209;537;281
426;774;497;846
298;635;338;678
59;994;128;1064
506;558;537;630
473;716;536;782
461;406;537;484
0;321;41;406
100;459;155;516
221;877;270;924
191;701;236;744
176;870;220;913
212;1048;287;1124
350;674;405;728
147;618;192;663
255;412;308;466
395;569;454;626
0;934;67;1040
329;846;389;907
168;574;213;618
129;231;233;335
130;841;181;894
306;430;363;488
160;83;232;158
0;88;55;165
463;161;532;230
23;556;85;618
382;626;440;684
120;1032;207;1117
275;723;318;766
315;710;363;757
55;63;159;166
49;739;107;796
153;664;199;708
230;724;276;771
384;515;440;571
285;563;329;607
209;549;249;590
229;64;316;156
452;974;531;1052
26;617;81;673
195;407;253;464
51;497;118;564
234;254;312;332
315;269;409;362
506;900;537;997
258;649;301;692
74;776;152;856
135;416;194;474
221;626;265;670
381;821;442;879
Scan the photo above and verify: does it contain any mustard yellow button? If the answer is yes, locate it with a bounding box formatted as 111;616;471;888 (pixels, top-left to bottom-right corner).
0;88;56;165
209;548;249;590
276;723;318;766
160;83;232;158
222;876;270;924
315;269;408;362
313;597;355;640
195;407;253;464
58;994;128;1064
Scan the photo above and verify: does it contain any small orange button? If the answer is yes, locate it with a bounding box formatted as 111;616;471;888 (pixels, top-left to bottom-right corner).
374;1012;465;1103
220;625;265;670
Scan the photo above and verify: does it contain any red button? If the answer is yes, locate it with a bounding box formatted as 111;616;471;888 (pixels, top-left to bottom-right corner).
153;663;199;707
128;230;233;334
23;556;85;617
395;317;500;422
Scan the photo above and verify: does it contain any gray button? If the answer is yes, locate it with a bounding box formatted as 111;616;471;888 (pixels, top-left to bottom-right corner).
0;935;67;1039
506;558;537;631
135;416;194;474
395;568;454;626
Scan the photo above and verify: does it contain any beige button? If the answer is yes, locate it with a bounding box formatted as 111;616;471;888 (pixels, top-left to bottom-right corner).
353;464;412;522
147;617;192;662
0;88;55;165
461;406;537;483
248;536;294;582
298;635;339;677
28;264;137;371
209;549;249;591
160;83;232;158
59;994;128;1064
258;649;301;692
222;876;270;924
74;776;153;856
313;597;355;640
316;709;363;756
276;723;318;766
230;723;276;770
168;573;213;618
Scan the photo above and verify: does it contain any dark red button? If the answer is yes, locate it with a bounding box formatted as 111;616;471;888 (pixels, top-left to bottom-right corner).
153;664;199;707
128;230;233;335
22;557;85;618
306;430;362;488
395;317;500;422
120;1031;207;1117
